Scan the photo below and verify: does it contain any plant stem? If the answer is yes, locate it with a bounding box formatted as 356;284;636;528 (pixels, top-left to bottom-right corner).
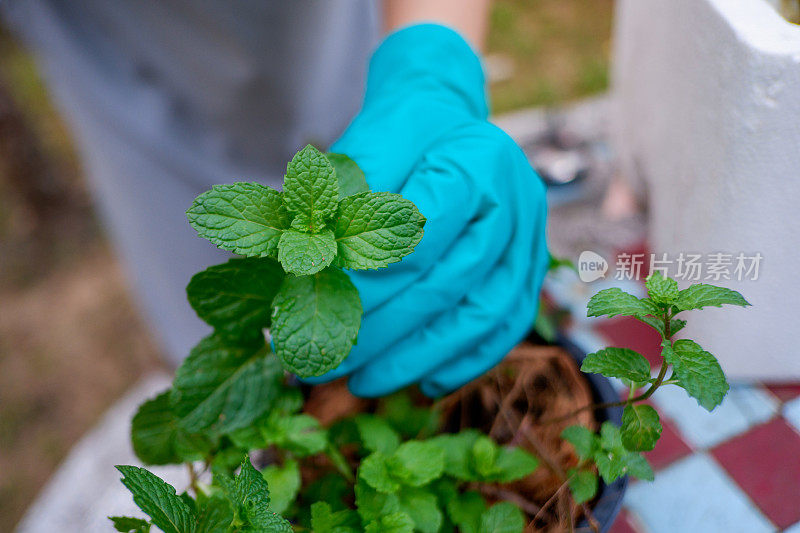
186;463;200;495
541;310;674;425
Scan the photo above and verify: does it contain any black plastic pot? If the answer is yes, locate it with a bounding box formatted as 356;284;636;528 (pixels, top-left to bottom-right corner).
556;334;627;533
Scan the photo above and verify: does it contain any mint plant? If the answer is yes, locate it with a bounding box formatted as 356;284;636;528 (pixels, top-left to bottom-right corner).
110;146;539;533
559;272;750;504
109;144;750;530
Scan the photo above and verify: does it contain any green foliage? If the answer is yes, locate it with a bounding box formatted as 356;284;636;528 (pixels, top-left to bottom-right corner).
587;287;657;318
187;145;424;377
310;502;360;532
116;466;197;533
186;258;284;340
663;339;729;410
170;334;282;436
581;347;652;383
479;502;526;533
109;516;151;533
430;430;538;483
333;192;425;270
675;283;750;311
571;274;748;504
645;272;679;306
326;153;370;200
131;391;211;465
621;404;662;452
187;183;290;258
270;268;362;377
566;469;598;504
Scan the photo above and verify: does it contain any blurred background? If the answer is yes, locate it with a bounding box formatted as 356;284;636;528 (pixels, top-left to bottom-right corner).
3;1;800;532
0;1;613;528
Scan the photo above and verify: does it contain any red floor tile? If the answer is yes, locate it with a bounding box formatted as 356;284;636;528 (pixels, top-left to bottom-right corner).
711;418;800;529
595;316;663;365
766;383;800;403
608;509;643;533
643;414;693;470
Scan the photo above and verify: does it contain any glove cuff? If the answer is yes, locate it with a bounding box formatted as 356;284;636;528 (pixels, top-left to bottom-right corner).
364;23;488;120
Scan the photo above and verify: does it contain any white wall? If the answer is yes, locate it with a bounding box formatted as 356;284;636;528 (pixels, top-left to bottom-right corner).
612;0;800;379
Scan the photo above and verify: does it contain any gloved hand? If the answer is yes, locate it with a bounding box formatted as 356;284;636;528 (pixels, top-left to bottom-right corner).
306;24;549;397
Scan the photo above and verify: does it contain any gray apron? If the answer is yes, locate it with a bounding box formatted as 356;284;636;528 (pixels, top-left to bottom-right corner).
1;0;380;364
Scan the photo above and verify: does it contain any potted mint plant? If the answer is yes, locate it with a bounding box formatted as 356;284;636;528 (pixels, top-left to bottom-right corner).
109;146;749;533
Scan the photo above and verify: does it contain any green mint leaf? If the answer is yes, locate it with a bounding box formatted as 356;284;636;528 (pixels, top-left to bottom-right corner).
364;512;415;533
283;144;338;232
621;404;662;451
109;516;151;533
116;466;196;533
225;456;293;532
387;440;446;487
663;339;729;410
581;347;652;382
645;272;679;305
278;414;328;456
359;452;401;494
624;452;655;481
379;392;440;439
260;460;300;515
333;192;425;270
195;494;233;533
587;288;659;318
491;447;539;482
131;391;211;465
186;258;284;340
675;283;750;312
429;430;481;480
187;183;289;258
355;479;402;522
277;228;336;275
445;490;486;533
567;469;598;504
594;452;626;484
479;502;525;533
636;315;687;338
561;425;597;460
326;152;369;199
310;502;360;533
170;334;284;434
355;414;401;455
271;268;362;377
599;421;624;451
397;487;443;533
470;436;499;478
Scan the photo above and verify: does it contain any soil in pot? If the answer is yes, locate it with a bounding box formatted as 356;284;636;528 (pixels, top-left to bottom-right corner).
303;342;600;533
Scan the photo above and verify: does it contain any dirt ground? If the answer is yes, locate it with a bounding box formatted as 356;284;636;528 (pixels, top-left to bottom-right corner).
0;2;613;529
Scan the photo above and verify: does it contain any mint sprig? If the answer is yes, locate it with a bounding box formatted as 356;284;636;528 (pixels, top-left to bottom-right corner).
562;271;748;504
186;144;425;377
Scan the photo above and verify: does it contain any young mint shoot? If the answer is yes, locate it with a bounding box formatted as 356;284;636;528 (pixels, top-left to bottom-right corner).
185;144;425;377
561;272;750;504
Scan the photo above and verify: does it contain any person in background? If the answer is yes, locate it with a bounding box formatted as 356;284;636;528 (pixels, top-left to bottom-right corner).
1;0;548;398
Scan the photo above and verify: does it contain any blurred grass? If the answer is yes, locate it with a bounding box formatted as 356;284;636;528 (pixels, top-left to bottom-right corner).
0;2;613;530
488;0;614;113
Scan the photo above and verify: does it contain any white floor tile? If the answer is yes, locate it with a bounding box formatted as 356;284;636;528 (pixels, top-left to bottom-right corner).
625;454;774;533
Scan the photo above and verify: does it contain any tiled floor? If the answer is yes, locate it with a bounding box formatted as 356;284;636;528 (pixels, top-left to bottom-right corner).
545;272;800;533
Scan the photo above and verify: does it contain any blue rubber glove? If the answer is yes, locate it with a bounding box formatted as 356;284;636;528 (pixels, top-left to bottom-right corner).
307;24;549;398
